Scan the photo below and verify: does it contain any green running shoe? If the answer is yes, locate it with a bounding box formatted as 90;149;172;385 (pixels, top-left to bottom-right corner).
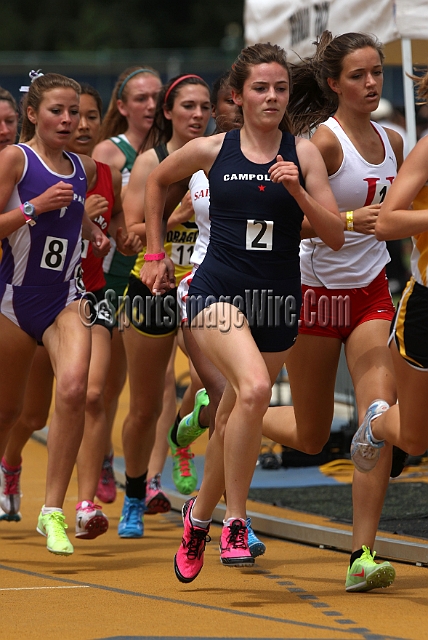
37;510;74;556
176;388;209;447
168;427;198;495
345;545;395;592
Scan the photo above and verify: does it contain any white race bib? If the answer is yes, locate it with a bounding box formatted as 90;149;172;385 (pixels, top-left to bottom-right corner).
246;220;273;251
40;236;68;271
170;243;194;266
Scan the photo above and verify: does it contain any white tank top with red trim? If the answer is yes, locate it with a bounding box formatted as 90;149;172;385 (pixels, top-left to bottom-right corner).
300;116;395;289
189;170;210;267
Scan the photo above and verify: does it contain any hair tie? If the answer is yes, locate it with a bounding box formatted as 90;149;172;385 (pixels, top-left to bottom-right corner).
164;74;204;105
20;69;44;93
117;68;158;100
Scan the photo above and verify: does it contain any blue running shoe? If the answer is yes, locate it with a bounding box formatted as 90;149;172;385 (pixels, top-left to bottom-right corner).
246;517;266;558
118;496;145;538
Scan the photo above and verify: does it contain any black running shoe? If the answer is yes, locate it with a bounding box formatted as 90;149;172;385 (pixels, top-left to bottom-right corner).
390;446;408;478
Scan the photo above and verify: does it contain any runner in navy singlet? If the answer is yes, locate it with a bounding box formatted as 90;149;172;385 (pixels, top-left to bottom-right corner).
141;43;344;582
172;72;267;557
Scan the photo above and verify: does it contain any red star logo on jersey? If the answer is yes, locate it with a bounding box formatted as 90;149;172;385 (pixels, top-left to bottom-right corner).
258;185;266;192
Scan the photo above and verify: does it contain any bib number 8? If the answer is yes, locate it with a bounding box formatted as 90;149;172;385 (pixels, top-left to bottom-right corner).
246;219;273;250
40;235;68;271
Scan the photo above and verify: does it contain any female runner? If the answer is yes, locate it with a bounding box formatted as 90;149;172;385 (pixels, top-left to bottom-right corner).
0;83;140;539
352;70;428;479
0;87;19;151
118;74;212;537
142;43;343;582
0;72;109;555
92;67;162;503
260;31;403;592
171;71;266;556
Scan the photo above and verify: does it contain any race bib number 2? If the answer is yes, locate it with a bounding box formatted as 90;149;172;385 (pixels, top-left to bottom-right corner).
40;236;68;271
246;219;273;251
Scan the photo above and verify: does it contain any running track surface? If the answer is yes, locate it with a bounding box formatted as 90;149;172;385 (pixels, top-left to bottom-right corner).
1;436;427;640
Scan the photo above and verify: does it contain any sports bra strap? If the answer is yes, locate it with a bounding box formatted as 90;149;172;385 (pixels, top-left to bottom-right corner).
154;143;168;163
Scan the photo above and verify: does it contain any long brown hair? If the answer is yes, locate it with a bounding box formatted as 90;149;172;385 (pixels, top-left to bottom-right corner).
288;31;384;134
79;82;103;117
20;73;81;142
98;66;160;141
143;74;210;152
0;87;18;113
414;70;428;104
229;42;294;134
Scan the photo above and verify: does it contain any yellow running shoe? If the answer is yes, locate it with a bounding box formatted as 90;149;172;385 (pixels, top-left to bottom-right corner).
37;510;74;556
345;546;395;592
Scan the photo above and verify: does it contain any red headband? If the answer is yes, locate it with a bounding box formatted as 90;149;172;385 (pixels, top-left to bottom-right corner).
164;74;204;105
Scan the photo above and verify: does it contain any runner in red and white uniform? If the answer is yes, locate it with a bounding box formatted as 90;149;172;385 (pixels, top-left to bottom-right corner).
261;31;403;592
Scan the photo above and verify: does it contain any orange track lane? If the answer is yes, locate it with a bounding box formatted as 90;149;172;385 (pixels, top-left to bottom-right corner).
0;436;427;640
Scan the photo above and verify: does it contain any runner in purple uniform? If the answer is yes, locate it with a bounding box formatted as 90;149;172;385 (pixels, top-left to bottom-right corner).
0;71;110;556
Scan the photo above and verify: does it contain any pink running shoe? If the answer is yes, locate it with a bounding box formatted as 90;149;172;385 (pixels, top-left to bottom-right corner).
219;518;254;567
0;459;22;522
174;497;211;583
145;474;171;515
75;500;109;539
96;453;117;504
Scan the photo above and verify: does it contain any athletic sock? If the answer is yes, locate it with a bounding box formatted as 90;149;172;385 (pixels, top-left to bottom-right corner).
190;501;211;529
169;412;182;447
125;472;147;500
42;506;63;515
350;548;365;567
223;517;244;526
367;417;384;445
197;405;210;429
1;456;21;472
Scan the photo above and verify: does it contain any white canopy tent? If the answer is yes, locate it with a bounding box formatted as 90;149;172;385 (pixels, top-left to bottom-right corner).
244;0;428;149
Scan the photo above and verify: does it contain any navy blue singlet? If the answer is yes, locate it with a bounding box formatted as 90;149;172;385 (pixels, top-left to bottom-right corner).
187;128;305;352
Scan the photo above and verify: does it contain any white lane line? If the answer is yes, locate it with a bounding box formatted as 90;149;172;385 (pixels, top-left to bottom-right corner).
0;586;90;591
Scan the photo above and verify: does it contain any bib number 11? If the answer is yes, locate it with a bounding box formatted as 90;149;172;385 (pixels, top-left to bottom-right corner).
246;219;273;250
